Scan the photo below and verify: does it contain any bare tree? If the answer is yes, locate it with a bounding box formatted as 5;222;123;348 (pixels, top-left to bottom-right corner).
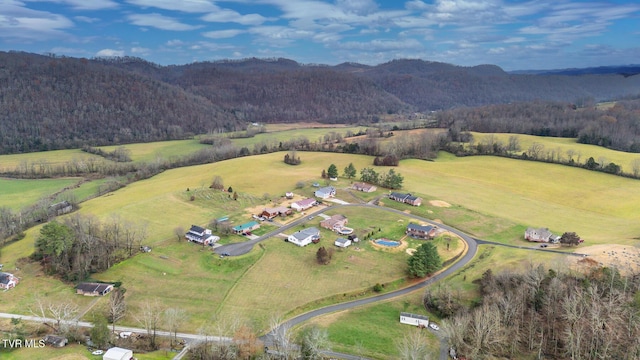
396;331;431;360
48;301;79;334
164;307;187;347
300;326;330;360
631;158;640;177
527;142;544;159
108;288;126;331
269;314;297;359
136;300;164;349
173;226;184;242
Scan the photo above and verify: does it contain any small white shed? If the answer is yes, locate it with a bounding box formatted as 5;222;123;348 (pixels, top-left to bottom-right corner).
103;347;133;360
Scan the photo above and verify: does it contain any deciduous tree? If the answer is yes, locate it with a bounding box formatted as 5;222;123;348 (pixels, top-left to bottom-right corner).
343;163;357;179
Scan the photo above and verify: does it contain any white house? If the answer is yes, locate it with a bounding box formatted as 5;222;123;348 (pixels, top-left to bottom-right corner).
334;237;352;248
185;225;219;245
0;272;18;290
400;312;429;327
291;198;316;212
288;227;320;247
314;186;336;199
103;347;133;360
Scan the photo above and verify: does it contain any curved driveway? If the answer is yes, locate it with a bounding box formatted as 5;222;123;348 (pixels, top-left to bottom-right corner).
216;202;479;359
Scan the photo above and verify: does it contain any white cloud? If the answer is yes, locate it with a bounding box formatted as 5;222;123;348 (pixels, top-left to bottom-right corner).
131;46;150;55
201;9;271;26
166;39;185;46
25;0;118;10
74;16;99;23
126;0;217;13
0;1;73;41
202;29;244;39
95;48;124;57
128;13;202;31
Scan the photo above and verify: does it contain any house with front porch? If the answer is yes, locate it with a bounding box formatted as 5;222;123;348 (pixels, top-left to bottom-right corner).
406;223;437;240
352;182;377;192
185;225;219;245
233;221;260;235
261;206;292;219
314;186;336;199
0;272;18;290
288;227;320;247
291;198;316;212
389;192;422;206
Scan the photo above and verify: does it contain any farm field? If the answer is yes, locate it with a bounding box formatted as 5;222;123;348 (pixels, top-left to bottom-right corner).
0;177;82;210
96;139;208;163
229;126;367;148
0;149;104;173
2;147;640;358
472;132;640;173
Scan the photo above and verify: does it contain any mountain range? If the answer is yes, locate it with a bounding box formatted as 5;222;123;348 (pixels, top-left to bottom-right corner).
1;51;639;154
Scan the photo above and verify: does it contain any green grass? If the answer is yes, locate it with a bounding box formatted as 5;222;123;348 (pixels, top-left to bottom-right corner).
0;149;104;173
0;177;82;210
96;139;208;163
228;126;368;148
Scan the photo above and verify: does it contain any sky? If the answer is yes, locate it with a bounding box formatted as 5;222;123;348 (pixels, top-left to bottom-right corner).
1;0;639;71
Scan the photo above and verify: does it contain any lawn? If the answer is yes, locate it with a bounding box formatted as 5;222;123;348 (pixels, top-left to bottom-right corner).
0;177;82;210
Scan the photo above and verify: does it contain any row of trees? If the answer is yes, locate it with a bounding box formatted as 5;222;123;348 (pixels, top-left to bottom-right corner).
33;214;147;281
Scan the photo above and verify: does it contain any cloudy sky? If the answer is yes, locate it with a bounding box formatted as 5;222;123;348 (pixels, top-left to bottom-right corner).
1;0;639;70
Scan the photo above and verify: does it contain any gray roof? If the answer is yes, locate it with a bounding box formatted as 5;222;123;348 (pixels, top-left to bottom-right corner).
407;223;434;232
291;227;320;240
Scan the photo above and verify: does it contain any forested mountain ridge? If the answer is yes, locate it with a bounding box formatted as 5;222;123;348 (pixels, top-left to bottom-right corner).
2;51;640;154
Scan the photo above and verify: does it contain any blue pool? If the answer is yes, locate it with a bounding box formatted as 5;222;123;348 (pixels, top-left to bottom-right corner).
375;239;401;247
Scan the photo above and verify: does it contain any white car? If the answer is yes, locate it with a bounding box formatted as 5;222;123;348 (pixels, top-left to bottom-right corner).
91;350;104;355
429;323;440;331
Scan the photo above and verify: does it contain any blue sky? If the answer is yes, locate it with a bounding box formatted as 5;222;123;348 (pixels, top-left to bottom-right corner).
1;0;639;70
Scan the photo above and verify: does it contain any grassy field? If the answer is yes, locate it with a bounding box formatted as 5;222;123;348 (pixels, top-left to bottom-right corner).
0;150;104;173
2;147;640;358
472;132;640;173
96;139;208;163
229;126;367;148
0;177;82;210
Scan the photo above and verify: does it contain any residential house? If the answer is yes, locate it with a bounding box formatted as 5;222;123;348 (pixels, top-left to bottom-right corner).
233;221;260;235
314;186;336;199
185;225;219;245
406;223;437;240
352;182;377;192
260;206;292;219
288;227;321;247
43;335;68;348
334;237;352;248
524;227;559;243
76;282;114;296
291;198;316;212
0;272;18;290
400;312;429;327
320;214;348;231
389;192;422;206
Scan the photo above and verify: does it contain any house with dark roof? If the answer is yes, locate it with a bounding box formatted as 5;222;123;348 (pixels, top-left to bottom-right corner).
233;221;260;235
287;227;320;247
291;198;316;212
389;192;422;206
76;282;114;296
185;225;219;245
406;223;437;240
0;272;18;290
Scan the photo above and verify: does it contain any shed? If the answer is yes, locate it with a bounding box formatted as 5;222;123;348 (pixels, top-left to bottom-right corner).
400;312;429;327
103;347;133;360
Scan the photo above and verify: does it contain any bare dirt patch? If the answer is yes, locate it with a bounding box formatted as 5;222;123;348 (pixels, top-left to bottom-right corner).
429;200;451;207
569;244;640;274
406;248;417;255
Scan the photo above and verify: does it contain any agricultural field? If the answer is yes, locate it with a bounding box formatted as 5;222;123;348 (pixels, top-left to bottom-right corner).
96;139;208;163
229;126;368;148
0;149;103;173
2;142;640;359
0;177;82;210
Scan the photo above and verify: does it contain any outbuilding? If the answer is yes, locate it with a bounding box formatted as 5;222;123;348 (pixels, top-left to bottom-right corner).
103;347;133;360
400;312;429;327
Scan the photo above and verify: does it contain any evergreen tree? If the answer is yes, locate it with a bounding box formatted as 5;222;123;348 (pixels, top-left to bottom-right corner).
327;164;338;178
407;242;442;278
343;163;357;179
91;314;111;349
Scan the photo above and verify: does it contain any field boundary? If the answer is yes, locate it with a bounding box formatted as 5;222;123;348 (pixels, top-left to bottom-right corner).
214;245;267;315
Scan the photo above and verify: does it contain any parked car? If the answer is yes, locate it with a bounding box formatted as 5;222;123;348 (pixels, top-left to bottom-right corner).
429;323;440;331
540;244;548;248
91;349;104;355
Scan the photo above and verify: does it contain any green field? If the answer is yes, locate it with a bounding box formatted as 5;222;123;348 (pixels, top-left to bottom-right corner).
2;143;640;358
0;177;82;210
0;149;104;173
96;139;209;163
229;126;368;148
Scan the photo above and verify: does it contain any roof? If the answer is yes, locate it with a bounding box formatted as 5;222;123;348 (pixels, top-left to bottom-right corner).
390;192;409;198
233;221;259;231
0;272;14;285
104;347;133;360
335;237;350;244
316;186;335;194
189;225;205;233
264;206;289;213
76;282;113;293
293;198;316;207
291;227;320;240
400;312;429;320
407;223;434;232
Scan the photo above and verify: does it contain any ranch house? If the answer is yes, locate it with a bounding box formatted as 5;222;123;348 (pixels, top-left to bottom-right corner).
320;214;348;231
291;198;316;212
76;282;114;296
352;182;377;192
525;227;560;243
389;192;422;206
334;237;352;248
314;186;336;199
288;227;321;247
0;272;18;290
406;223;437;240
400;312;429;327
233;221;260;235
260;206;292;219
185;225;220;245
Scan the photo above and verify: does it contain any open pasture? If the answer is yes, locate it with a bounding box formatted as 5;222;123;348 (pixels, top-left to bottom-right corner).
96;139;208;163
229;126;367;148
0;177;81;210
399;154;640;244
472;132;640;173
0;149;104;173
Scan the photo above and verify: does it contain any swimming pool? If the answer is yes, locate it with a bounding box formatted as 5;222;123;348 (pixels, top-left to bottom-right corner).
374;239;401;247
